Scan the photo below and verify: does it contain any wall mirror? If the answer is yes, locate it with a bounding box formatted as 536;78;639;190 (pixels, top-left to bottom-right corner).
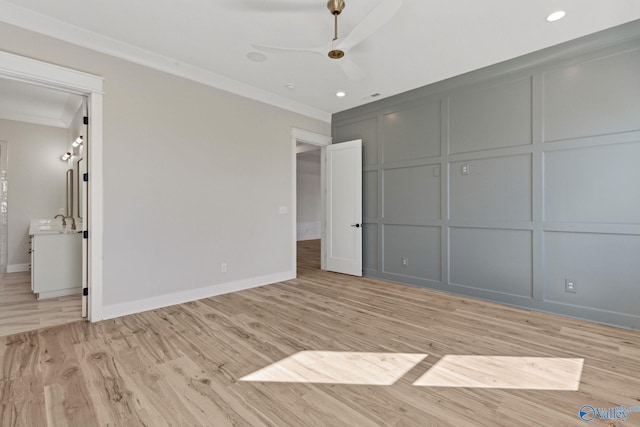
66;168;74;217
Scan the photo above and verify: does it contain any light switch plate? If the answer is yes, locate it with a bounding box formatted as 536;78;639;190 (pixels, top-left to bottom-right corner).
279;206;289;214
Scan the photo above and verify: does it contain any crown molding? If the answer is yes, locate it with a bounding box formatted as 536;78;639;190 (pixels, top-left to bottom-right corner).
0;1;331;123
0;110;67;128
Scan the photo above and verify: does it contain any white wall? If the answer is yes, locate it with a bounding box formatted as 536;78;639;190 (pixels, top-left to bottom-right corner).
0;22;329;315
296;157;321;240
0;118;68;269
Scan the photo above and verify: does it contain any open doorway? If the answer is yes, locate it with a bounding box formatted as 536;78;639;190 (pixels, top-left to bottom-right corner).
0;78;87;336
291;128;331;277
296;142;322;273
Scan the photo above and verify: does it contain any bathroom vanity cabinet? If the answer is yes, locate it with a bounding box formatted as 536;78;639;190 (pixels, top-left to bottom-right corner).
30;225;82;299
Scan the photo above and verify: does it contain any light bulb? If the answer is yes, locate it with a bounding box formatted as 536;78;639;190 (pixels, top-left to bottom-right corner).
547;11;566;22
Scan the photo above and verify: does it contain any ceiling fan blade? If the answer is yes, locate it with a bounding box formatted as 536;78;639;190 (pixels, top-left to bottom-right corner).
336;0;403;53
223;1;322;12
251;43;325;56
337;57;365;81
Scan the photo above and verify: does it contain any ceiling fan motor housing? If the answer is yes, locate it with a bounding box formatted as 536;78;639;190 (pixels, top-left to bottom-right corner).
327;0;345;15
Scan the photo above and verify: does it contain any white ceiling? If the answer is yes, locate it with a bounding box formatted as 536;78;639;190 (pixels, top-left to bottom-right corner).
0;78;83;128
2;0;640;121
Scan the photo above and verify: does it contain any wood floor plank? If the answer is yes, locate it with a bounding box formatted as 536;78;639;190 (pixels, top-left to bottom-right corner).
0;374;46;427
39;326;98;427
73;340;148;427
1;330;40;381
157;355;269;427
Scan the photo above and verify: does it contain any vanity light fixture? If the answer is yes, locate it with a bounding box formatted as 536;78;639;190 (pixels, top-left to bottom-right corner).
61;152;72;161
547;10;566;22
72;136;84;147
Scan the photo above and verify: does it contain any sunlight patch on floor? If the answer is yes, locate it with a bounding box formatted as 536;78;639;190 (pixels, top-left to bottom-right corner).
240;351;428;385
413;355;584;390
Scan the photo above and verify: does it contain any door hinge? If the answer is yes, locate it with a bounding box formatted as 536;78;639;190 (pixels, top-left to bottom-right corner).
83;231;89;239
83;116;89;125
83;287;88;296
83;173;89;182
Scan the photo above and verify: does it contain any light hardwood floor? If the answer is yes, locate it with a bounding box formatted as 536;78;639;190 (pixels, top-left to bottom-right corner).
0;271;82;337
1;239;640;426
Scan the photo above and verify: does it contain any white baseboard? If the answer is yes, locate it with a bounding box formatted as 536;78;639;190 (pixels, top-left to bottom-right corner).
38;288;81;300
297;222;321;241
7;263;29;273
102;270;295;320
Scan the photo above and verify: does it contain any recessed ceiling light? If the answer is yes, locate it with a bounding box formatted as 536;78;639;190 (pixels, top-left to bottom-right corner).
336;91;346;97
286;83;295;90
547;11;566;22
246;52;267;62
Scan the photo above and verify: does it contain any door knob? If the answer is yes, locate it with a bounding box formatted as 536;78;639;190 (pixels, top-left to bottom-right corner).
350;223;361;228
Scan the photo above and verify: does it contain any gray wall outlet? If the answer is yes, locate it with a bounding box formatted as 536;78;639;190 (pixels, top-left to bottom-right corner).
565;279;577;293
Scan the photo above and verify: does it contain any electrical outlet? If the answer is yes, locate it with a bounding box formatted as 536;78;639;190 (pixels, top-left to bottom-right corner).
221;263;228;273
565;279;577;293
59;208;65;214
401;257;409;268
461;163;470;175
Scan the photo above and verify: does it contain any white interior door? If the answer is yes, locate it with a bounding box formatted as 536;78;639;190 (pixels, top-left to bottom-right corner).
326;139;362;276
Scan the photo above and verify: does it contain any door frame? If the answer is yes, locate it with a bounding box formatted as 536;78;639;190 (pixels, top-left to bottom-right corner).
0;50;104;321
291;127;331;275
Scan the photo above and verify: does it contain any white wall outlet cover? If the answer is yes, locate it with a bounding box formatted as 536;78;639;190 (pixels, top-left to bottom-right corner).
565;279;577;293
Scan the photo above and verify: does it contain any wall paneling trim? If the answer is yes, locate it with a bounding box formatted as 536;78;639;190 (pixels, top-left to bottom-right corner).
332;21;640;330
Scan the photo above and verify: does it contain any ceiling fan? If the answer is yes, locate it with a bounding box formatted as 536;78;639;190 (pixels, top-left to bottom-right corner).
251;0;403;81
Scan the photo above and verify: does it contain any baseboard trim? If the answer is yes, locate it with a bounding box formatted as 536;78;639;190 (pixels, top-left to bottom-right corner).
102;271;295;320
7;263;29;273
38;288;81;299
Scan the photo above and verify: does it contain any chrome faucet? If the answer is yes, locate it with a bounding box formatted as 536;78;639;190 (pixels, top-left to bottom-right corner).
54;214;66;226
64;216;76;230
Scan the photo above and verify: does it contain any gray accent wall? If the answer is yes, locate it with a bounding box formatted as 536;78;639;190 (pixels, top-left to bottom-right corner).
332;20;640;330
